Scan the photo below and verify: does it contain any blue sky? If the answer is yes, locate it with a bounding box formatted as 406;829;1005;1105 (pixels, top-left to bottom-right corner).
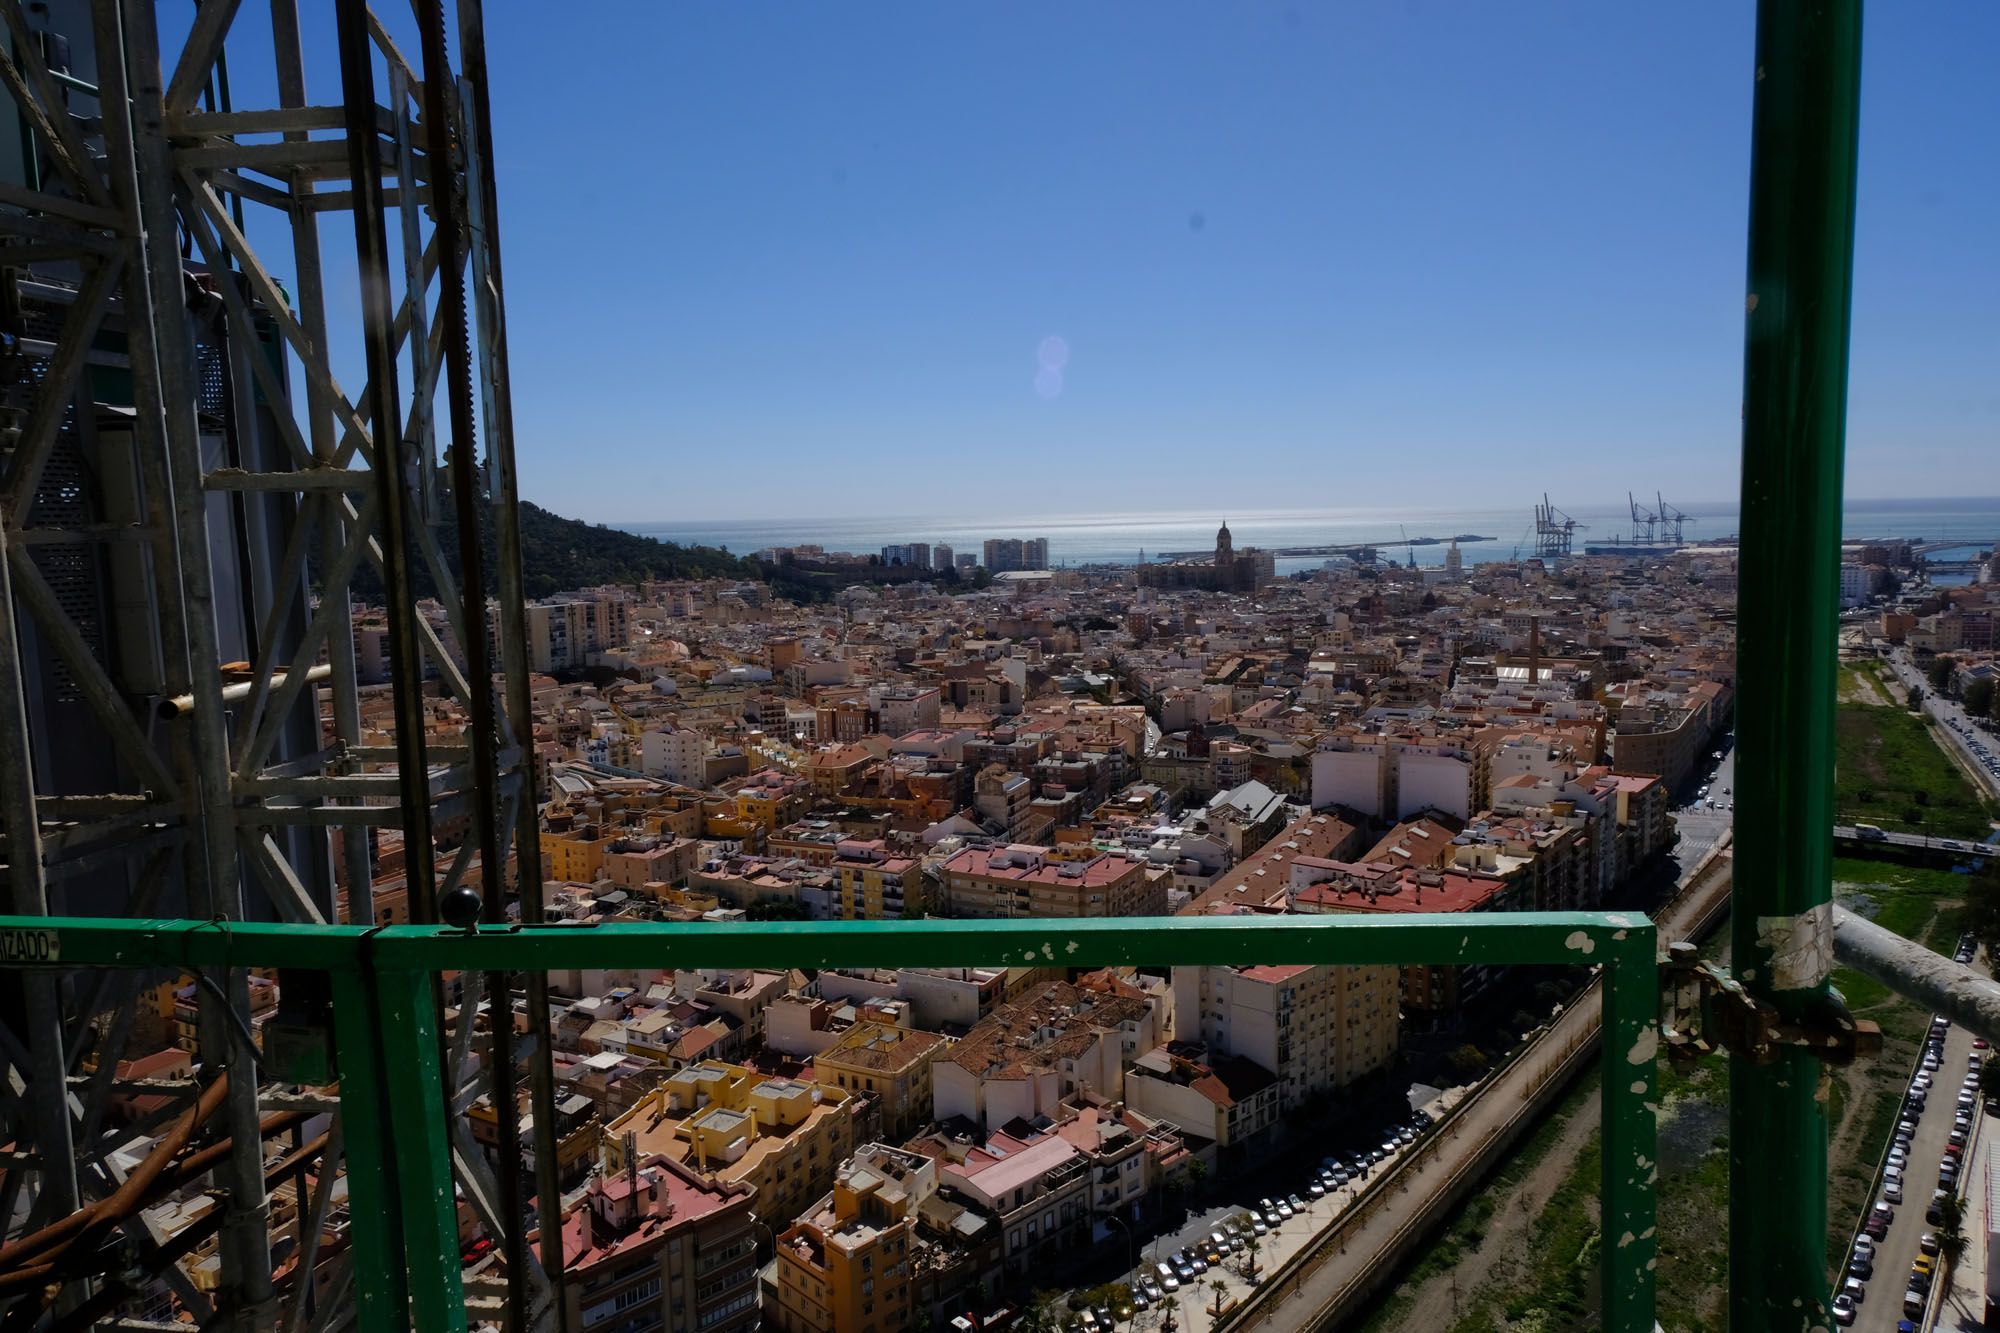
225;3;1999;523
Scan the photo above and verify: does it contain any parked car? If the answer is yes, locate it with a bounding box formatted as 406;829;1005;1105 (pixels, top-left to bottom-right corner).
1832;1293;1858;1325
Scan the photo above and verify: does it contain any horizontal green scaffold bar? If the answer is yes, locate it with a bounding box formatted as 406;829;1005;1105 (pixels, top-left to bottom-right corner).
0;909;1656;973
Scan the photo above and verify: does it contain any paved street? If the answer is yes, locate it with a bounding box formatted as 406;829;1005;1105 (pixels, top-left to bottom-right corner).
1108;1084;1474;1326
1834;825;1998;859
1672;743;1735;874
1846;1000;1980;1332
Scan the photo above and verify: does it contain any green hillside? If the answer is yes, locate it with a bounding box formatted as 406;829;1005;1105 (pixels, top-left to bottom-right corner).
346;501;759;601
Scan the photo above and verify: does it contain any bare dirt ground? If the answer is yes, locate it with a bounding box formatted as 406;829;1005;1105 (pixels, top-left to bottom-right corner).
1841;660;1896;707
1392;1083;1603;1328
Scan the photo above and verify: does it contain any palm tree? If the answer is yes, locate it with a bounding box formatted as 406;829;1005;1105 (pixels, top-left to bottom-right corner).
1939;1223;1969;1280
1243;1234;1261;1281
1934;1192;1970;1295
1939;1192;1965;1234
1209;1278;1229;1318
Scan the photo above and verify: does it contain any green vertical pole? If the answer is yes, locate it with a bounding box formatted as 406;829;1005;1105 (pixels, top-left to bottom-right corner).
1730;2;1863;1329
374;966;468;1331
332;970;411;1333
1601;925;1660;1333
334;965;466;1333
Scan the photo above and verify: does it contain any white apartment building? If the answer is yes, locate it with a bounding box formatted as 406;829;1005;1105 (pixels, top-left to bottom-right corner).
1172;962;1400;1111
640;725;707;787
1310;732;1473;821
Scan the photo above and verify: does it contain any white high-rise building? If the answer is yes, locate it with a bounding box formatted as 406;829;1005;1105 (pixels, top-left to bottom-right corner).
640;725;707;786
1173;962;1400;1110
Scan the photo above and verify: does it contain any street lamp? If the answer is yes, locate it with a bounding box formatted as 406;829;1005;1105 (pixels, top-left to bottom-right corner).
1104;1214;1137;1291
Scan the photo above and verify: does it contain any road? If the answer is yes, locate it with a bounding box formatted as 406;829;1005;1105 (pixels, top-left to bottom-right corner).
1673;743;1736;874
1834;825;1997;859
1844;985;1978;1333
1881;649;2000;805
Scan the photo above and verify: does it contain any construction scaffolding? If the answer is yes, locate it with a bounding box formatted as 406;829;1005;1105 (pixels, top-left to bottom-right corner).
0;0;561;1327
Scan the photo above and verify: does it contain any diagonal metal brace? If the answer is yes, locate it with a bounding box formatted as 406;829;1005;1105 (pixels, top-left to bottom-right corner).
1661;941;1883;1069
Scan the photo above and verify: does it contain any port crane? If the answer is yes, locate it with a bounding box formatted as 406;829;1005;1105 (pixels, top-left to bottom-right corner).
1629;492;1660;543
1656;493;1693;545
1533;494;1584;560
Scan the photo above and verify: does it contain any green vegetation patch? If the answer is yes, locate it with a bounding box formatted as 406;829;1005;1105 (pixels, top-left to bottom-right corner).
1833;856;1970;898
1835;702;1997;838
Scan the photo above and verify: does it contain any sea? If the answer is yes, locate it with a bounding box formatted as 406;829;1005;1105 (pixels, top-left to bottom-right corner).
623;497;2000;583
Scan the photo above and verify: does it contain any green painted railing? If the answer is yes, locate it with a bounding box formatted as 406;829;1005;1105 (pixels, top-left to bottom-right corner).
0;910;1660;1333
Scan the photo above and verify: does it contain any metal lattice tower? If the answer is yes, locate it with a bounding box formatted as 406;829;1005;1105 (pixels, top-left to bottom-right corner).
0;1;562;1326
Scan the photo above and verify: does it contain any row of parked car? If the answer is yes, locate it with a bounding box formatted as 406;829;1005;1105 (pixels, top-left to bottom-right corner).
1945;716;2000;782
1134;1218;1257;1309
1125;1111;1436;1312
1838;968;1988;1328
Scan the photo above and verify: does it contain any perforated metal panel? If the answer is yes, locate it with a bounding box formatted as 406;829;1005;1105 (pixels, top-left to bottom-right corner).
20;352;102;708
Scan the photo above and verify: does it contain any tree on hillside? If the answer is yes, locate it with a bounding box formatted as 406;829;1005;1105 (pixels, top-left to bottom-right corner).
1930;655;1958;693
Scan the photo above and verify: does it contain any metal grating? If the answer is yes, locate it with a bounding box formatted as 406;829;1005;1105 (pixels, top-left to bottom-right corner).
22;355;101;707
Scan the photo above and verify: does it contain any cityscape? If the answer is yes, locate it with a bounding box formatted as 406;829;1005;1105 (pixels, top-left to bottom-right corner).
2;4;1999;1333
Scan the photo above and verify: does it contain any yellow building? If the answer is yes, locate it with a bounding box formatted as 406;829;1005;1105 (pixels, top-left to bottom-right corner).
605;1061;855;1225
812;1024;947;1140
541;823;608;883
770;1145;933;1333
729;770;811;834
831;840;919;920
